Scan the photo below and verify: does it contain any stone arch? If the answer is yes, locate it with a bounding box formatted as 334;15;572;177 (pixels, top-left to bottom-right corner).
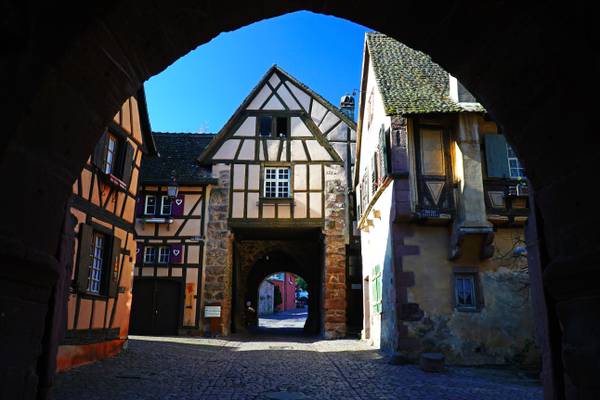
234;241;322;335
1;2;597;399
247;257;315;333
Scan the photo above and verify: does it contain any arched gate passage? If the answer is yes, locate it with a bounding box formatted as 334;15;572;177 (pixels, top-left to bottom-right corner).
233;231;322;335
0;3;598;399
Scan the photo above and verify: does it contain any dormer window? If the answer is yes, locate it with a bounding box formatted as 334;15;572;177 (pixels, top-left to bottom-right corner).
258;115;289;138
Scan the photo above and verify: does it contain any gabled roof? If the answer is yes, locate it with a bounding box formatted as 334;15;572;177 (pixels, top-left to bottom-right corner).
366;32;485;115
197;65;353;164
140;132;217;186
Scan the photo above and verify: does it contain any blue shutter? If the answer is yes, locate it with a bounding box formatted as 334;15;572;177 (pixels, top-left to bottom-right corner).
484;134;509;178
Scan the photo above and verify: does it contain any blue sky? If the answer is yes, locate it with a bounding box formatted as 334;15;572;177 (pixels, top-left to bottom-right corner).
144;11;370;133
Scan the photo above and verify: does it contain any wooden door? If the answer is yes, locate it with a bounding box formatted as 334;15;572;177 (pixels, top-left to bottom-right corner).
154;280;181;335
129;278;181;336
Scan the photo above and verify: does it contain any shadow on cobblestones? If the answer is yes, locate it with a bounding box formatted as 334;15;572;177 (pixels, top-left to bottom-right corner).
53;336;542;400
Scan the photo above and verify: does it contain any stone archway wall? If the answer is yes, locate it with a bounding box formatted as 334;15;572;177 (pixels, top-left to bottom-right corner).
1;2;598;399
234;241;322;335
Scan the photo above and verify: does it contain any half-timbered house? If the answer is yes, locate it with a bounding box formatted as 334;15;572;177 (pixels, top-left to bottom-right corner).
132;132;216;335
198;66;360;337
57;89;156;370
355;33;538;365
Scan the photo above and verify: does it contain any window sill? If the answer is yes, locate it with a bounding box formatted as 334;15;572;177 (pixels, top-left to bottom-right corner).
258;197;294;205
139;217;174;224
455;306;481;313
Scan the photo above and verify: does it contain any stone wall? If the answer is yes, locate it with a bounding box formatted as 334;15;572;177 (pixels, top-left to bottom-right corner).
202;166;232;335
323;165;348;338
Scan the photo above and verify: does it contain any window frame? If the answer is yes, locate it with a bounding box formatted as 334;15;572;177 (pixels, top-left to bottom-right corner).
144;194;157;215
256;115;290;139
452;268;483;312
263;166;291;199
506;144;525;179
143;246;157;264
88;232;106;294
158;246;170;264
103;133;119;175
160;195;172;216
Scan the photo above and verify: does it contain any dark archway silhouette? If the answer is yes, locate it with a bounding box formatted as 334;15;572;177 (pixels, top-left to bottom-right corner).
1;3;597;399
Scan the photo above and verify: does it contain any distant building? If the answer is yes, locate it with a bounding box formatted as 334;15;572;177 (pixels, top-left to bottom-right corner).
132;132;216;335
132;66;361;337
258;279;275;315
268;272;297;312
355;33;537;365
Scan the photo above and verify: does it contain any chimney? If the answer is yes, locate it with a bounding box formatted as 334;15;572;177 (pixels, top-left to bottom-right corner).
340;93;355;121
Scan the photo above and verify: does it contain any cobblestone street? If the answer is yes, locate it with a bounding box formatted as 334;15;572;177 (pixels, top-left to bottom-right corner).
53;335;542;400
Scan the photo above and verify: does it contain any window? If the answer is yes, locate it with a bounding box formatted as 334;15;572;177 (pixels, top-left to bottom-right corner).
92;130;135;185
160;195;172;216
372;265;382;314
76;224;120;297
145;195;157;215
455;274;477;310
103;134;119;174
276;117;289;138
506;144;525;178
143;246;156;264
367;88;374;129
88;232;106;294
158;246;170;264
264;167;290;198
257;115;289;138
484;134;525;179
259;116;272;137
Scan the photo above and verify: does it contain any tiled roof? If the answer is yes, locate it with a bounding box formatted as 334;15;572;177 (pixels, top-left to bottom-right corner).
140;132;217;185
366;33;485;115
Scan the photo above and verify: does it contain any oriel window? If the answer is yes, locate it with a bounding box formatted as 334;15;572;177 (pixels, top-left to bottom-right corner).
264;167;290;198
88;232;106;294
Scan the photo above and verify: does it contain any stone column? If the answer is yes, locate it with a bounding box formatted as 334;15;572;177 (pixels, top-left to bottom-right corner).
322;165;347;338
202;166;232;335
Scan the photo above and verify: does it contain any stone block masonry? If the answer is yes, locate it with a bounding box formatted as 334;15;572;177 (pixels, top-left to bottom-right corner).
203;168;232;335
322;165;347;338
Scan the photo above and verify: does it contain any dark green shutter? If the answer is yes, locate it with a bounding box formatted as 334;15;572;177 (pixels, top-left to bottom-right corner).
92;132;108;170
484;134;509;178
108;236;121;298
121;142;135;185
76;223;94;291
